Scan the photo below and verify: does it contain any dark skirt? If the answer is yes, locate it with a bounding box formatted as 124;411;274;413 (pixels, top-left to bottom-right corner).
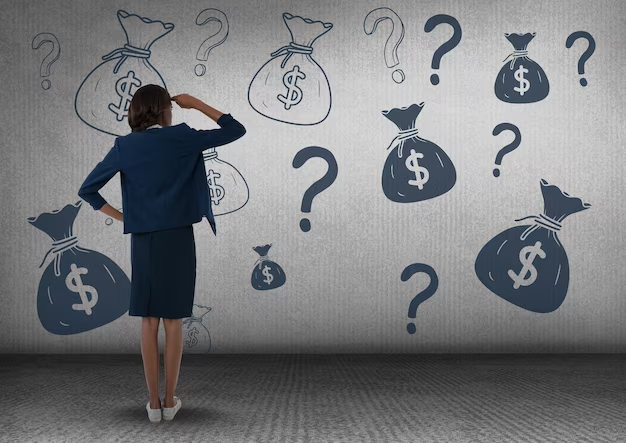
129;225;196;319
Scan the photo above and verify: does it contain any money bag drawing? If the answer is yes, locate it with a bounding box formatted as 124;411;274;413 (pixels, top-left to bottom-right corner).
251;244;286;290
382;103;456;203
495;33;549;103
248;12;333;125
475;179;591;313
28;201;131;335
75;10;174;136
182;304;212;354
203;148;249;216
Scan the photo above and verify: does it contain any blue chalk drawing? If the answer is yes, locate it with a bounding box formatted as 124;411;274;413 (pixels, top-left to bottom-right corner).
28;201;131;335
203;148;249;216
565;31;596;87
182;305;212;354
363;7;405;83
31;32;60;90
475;179;591;313
492;123;522;177
75;10;174;136
293;146;338;232
495;33;549;103
251;244;286;290
401;263;439;335
194;8;229;77
424;14;462;85
382;103;456;202
248;12;333;125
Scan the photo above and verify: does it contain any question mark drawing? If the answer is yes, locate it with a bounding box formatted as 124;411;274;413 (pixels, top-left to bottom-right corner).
292;147;338;232
565;31;595;87
424;15;461;85
492;123;522;177
364;7;406;84
195;9;229;77
31;33;60;90
401;263;438;335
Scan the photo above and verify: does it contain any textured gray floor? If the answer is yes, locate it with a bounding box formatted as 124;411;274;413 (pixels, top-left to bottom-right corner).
0;354;625;443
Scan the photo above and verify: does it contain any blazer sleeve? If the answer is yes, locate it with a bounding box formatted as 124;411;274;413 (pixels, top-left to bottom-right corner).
182;114;246;152
77;142;121;211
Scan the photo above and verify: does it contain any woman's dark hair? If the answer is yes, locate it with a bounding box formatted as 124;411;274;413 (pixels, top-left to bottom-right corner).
128;84;171;132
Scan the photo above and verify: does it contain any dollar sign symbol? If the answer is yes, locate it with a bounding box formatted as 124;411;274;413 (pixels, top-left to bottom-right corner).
108;71;142;121
277;65;305;110
207;169;225;205
186;327;199;347
65;263;99;315
405;149;430;190
262;265;274;285
513;65;530;96
507;241;546;289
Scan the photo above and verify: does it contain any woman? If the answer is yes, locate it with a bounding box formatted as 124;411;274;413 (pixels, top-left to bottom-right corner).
77;85;246;423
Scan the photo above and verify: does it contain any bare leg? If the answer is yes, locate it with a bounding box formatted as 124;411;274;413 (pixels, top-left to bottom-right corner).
163;318;183;408
141;317;161;409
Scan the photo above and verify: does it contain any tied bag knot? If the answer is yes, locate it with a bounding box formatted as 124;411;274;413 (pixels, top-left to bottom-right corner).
515;213;562;242
102;44;151;74
38;235;85;277
502;50;529;69
270;43;314;69
386;128;420;158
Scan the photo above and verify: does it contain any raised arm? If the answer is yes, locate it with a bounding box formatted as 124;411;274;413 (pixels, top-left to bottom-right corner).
172;94;246;151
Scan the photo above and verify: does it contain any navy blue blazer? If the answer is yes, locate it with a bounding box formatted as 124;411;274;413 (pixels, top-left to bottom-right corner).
78;114;246;235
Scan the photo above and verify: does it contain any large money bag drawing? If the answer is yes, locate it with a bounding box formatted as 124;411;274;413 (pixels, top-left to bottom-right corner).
75;10;174;136
28;201;131;335
248;12;333;125
251;244;286;290
182;304;212;354
203;148;249;216
382;103;456;202
495;33;549;103
475;179;591;313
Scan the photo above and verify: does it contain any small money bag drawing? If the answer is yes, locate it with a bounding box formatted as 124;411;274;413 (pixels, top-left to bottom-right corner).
28;201;131;335
203;148;249;216
75;10;174;136
182;304;212;354
381;103;456;203
248;12;333;125
494;33;549;104
475;179;590;313
251;244;286;290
